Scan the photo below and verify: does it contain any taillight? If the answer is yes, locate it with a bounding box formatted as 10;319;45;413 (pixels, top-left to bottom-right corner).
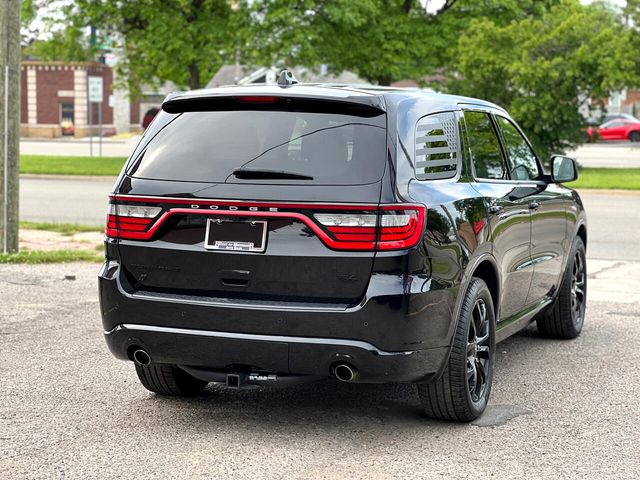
105;196;425;251
105;203;162;239
314;205;425;251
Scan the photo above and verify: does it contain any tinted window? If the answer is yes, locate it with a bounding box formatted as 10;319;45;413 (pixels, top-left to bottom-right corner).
132;110;386;185
464;111;506;180
496;116;540;181
414;112;459;180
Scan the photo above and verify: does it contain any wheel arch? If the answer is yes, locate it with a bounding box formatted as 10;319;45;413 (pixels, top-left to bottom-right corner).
577;223;587;249
470;259;500;319
430;253;501;384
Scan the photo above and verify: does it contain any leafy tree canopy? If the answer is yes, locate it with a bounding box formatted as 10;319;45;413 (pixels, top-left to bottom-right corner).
22;0;640;156
450;0;638;158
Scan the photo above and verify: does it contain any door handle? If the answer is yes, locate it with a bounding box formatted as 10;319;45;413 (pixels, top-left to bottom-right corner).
488;205;503;215
528;201;540;210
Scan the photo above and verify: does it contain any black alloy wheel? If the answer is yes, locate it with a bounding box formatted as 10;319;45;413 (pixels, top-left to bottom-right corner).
537;236;587;339
570;246;586;330
467;298;491;404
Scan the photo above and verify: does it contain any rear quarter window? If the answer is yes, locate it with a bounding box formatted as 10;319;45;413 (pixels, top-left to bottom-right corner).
414;112;459;180
130;110;387;185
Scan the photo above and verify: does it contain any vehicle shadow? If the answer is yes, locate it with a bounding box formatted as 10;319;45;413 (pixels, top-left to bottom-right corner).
130;325;549;430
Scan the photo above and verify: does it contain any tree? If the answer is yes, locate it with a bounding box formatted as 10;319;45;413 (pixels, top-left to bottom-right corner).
449;0;638;158
35;0;245;93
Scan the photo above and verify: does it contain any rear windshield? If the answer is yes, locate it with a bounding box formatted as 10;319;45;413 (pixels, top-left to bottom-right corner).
130;110;387;185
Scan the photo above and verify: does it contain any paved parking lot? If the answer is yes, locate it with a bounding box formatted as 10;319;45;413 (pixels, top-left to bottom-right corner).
1;253;638;479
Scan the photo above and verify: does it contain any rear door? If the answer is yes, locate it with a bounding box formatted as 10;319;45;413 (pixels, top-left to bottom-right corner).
110;98;391;305
462;109;534;320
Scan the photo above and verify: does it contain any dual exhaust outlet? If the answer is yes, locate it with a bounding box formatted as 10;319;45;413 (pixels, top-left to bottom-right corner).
133;348;358;383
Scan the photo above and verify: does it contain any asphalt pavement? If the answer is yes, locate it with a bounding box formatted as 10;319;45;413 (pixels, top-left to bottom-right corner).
21;136;140;158
5;141;640;478
20;175;115;225
1;257;638;479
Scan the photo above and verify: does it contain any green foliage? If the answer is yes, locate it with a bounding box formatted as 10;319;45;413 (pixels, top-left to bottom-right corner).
20;155;126;176
450;0;638;158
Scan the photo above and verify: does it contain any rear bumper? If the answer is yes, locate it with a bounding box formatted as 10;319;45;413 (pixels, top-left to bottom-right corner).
104;323;449;383
99;261;456;383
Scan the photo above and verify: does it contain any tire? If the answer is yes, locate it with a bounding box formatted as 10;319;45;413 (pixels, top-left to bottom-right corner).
135;363;208;396
417;278;495;422
536;236;586;339
629;131;640;142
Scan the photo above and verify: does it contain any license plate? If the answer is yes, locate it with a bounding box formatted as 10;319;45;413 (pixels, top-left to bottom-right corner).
204;218;267;252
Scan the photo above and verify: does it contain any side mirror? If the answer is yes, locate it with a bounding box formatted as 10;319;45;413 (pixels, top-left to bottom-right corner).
550;155;578;183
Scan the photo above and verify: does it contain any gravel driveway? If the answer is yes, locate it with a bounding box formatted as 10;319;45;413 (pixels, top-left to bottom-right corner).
1;262;638;479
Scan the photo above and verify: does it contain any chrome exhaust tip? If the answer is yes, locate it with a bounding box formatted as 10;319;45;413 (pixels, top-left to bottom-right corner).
133;349;151;366
333;363;357;382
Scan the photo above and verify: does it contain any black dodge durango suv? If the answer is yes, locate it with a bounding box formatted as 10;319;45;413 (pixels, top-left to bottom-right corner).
100;75;587;421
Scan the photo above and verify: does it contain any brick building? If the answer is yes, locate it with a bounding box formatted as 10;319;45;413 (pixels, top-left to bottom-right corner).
20;60;143;138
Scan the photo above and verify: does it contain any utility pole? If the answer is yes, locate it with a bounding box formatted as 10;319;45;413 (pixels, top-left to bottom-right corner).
0;0;20;253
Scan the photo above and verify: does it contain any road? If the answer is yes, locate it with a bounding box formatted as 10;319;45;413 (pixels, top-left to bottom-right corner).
20;175;115;225
570;142;640;168
1;256;638;478
6;179;640;478
21;136;140;157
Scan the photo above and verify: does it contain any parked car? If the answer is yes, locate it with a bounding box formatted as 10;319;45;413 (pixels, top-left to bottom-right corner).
100;74;587;422
602;113;639;124
142;107;160;129
587;118;640;142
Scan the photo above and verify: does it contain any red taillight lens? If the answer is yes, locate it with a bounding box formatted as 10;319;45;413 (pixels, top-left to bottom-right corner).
105;203;162;239
313;205;425;251
376;206;424;250
104;197;425;251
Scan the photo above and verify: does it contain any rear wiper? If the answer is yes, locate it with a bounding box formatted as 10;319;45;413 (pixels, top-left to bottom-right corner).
232;168;314;180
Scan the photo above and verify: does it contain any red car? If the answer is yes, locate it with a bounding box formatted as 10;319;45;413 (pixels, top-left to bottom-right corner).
587;118;640;142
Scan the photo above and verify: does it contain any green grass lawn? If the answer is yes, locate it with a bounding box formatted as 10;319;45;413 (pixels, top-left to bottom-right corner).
19;221;103;235
0;249;102;264
20;155;127;176
568;167;640;190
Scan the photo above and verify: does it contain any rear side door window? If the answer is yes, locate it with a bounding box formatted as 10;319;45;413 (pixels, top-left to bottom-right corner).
463;111;507;180
495;116;541;181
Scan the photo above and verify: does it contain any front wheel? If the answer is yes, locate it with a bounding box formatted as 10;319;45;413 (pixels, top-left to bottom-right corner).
536;236;586;339
629;131;640;142
417;278;495;422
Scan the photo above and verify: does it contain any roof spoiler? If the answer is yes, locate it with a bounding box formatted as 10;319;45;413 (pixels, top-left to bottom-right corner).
162;92;386;117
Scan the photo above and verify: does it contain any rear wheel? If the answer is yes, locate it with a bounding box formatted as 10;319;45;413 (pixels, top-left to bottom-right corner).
536;236;586;339
135;363;208;396
417;278;495;422
629;131;640;142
